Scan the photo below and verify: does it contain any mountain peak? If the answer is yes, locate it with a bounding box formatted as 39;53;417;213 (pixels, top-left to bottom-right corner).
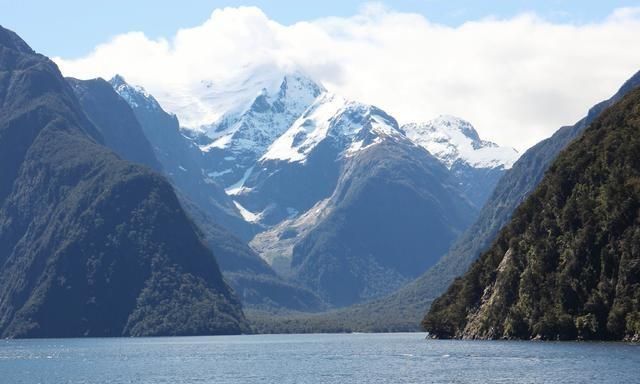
278;72;326;100
261;92;404;163
109;74;127;87
243;71;324;116
109;75;161;111
402;116;519;170
430;115;483;143
196;71;327;189
0;25;34;54
202;72;325;151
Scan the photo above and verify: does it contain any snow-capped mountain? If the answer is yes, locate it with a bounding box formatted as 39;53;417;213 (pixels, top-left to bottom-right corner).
262;93;405;163
402;115;518;170
148;64;292;130
245;98;478;305
110;74;163;111
108;75;326;311
107;71;511;309
252;135;477;306
199;73;325;188
231;93;410;226
403;116;519;207
204;73;325;142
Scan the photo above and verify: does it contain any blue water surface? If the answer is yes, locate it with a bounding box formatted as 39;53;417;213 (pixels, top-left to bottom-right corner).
1;333;638;383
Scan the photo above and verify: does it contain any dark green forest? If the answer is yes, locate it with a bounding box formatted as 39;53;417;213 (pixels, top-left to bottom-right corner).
424;87;640;341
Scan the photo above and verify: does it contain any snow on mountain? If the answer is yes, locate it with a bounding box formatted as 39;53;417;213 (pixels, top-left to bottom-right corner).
261;92;405;163
110;75;162;111
402;115;519;170
233;200;261;223
111;70;507;226
149;64;290;130
224;93;409;227
203;72;325;152
198;72;325;188
109;74;257;240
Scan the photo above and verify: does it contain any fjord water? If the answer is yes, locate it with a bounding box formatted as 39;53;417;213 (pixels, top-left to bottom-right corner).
1;333;637;384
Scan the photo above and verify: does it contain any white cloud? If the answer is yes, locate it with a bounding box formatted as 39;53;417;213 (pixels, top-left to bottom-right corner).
54;5;640;151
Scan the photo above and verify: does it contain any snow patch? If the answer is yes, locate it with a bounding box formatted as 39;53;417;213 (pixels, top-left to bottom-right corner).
110;75;161;111
225;166;254;195
201;133;233;151
233;201;260;223
208;169;232;178
403;115;519;169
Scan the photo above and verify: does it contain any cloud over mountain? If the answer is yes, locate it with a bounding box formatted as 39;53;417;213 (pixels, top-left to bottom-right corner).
55;5;640;151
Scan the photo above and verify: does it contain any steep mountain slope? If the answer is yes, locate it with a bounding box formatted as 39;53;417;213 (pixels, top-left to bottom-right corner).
109;75;256;241
0;26;248;338
290;140;476;306
67;77;161;171
108;76;324;311
424;87;640;341
403;116;519;208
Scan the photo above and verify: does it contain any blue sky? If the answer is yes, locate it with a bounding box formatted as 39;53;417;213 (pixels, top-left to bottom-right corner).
3;0;639;57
